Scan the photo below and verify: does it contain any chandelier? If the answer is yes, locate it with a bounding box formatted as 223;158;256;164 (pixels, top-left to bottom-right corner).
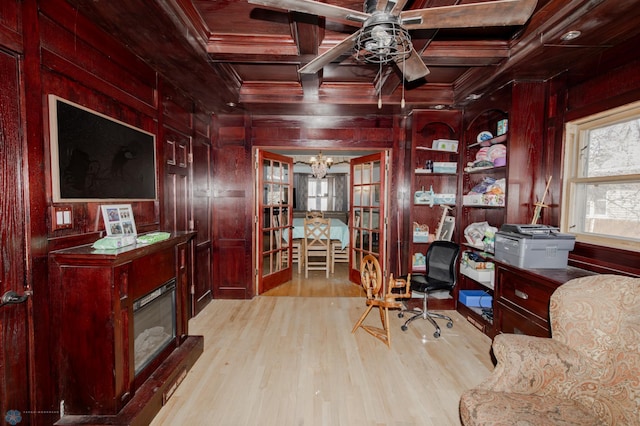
309;152;333;179
354;12;412;65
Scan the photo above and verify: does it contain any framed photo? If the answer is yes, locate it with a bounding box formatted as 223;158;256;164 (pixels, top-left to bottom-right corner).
101;204;137;236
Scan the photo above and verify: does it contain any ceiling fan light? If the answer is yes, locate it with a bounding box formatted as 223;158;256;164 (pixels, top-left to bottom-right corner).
371;25;393;46
355;16;411;65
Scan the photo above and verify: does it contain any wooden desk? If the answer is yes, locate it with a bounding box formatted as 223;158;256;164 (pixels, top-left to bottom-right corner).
494;263;596;337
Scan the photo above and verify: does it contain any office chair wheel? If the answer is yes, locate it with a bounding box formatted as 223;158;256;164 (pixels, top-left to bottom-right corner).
398;312;404;318
433;330;441;338
401;325;408;331
447;321;453;328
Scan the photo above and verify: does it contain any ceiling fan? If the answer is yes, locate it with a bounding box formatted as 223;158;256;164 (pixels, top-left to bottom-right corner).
248;0;538;82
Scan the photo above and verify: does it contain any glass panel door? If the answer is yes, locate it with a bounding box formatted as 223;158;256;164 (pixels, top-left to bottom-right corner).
350;152;387;284
257;150;293;294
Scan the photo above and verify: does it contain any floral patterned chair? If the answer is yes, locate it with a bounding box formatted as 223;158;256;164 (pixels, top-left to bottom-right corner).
459;274;640;426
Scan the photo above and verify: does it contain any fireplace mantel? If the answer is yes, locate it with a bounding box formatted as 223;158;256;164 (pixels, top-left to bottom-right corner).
49;232;203;425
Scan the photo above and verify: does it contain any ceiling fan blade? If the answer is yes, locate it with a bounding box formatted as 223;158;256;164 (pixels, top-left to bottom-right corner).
299;32;359;75
396;49;430;82
374;0;390;12
248;0;369;26
400;0;538;30
389;0;410;16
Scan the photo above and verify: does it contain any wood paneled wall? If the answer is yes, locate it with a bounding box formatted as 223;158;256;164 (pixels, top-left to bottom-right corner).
211;113;408;297
2;0;215;421
1;0;638;422
212;115;253;299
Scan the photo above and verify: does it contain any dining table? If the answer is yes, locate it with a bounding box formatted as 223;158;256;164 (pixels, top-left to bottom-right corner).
290;218;350;249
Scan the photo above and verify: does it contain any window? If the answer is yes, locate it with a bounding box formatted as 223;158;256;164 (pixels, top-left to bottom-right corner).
563;101;640;251
307;177;336;211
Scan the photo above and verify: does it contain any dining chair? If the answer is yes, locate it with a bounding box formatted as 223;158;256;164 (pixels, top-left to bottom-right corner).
271;215;302;273
306;210;324;219
331;215;359;272
270;215;288;268
303;217;331;278
291;239;302;273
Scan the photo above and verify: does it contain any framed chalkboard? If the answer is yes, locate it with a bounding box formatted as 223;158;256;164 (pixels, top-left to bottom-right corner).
49;95;157;202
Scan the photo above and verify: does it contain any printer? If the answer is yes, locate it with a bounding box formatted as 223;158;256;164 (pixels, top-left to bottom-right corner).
494;224;576;269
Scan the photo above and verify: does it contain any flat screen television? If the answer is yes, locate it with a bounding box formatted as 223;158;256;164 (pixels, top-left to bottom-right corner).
49;95;157;202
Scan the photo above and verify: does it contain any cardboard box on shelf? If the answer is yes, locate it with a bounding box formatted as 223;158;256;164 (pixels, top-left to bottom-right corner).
432;139;458;152
433;162;457;173
460;263;495;289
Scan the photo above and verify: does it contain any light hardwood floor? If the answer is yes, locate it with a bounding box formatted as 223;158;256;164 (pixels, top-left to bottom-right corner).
150;266;494;426
261;264;366;297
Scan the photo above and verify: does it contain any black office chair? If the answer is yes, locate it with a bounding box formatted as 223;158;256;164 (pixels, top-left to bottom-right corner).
399;240;460;338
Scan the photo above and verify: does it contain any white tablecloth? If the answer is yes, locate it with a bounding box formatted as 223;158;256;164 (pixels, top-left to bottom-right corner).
290;218;350;249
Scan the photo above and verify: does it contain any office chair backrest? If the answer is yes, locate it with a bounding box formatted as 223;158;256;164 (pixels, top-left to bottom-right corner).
425;241;460;285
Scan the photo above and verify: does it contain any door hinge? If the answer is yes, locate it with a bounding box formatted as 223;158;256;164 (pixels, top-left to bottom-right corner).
188;153;193;163
188;219;195;230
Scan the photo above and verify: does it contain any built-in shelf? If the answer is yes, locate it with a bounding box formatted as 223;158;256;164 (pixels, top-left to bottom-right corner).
467;133;507;149
414;169;457;175
415;146;458;153
463;165;507;174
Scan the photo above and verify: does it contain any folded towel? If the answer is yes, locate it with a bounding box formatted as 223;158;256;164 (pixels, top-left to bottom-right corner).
136;232;171;245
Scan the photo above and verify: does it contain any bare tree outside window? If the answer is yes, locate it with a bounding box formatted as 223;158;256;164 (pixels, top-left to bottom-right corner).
564;103;640;249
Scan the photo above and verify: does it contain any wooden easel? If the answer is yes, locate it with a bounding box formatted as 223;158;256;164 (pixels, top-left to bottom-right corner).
531;176;552;224
435;205;453;240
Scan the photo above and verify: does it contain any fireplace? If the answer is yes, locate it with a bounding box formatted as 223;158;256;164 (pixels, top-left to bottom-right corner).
49;233;203;423
133;278;177;375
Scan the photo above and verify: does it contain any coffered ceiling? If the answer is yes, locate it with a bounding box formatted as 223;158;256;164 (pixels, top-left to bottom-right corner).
66;0;640;116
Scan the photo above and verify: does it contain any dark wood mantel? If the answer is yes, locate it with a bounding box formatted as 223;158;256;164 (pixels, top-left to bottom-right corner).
49;232;203;425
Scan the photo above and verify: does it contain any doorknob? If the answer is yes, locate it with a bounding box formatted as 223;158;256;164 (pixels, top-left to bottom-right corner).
1;290;31;307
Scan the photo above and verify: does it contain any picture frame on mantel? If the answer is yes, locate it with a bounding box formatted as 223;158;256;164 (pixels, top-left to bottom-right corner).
101;204;137;236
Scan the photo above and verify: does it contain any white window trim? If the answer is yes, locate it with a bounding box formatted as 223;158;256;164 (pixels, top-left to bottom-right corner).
562;100;640;252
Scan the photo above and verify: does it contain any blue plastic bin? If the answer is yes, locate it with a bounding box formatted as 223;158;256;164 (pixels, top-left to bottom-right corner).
459;290;493;308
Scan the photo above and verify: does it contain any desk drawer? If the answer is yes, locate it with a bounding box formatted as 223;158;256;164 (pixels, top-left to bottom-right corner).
497;267;555;321
497;301;550;337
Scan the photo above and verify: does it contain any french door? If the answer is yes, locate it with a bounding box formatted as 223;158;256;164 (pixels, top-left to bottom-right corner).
349;152;388;284
256;150;294;294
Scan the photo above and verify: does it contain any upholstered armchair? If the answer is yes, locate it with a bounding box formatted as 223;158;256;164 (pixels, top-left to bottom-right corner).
460;274;640;426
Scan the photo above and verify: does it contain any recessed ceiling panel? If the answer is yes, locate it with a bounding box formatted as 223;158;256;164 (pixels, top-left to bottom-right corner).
195;0;291;35
233;63;300;82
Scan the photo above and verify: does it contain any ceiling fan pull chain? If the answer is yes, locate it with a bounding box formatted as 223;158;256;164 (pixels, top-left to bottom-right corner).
401;55;406;109
378;61;383;109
